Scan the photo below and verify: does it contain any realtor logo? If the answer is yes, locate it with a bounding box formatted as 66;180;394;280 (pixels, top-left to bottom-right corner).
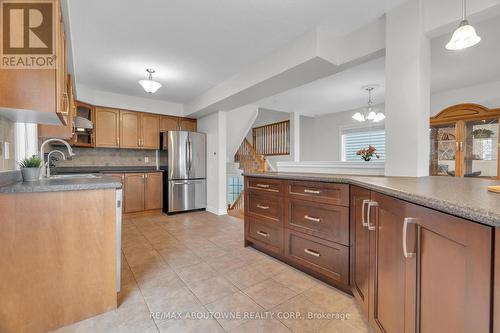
1;0;55;68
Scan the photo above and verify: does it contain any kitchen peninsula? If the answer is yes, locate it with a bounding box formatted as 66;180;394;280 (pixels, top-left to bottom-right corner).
243;172;500;333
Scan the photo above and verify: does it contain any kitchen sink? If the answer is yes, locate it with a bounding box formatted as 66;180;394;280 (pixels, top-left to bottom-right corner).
49;173;101;179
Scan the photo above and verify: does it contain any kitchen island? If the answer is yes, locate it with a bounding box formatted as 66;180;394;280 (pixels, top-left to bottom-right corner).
0;173;121;333
243;172;500;333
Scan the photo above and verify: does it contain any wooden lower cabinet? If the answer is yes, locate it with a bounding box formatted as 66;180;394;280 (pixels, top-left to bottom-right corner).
121;172;163;215
363;191;492;333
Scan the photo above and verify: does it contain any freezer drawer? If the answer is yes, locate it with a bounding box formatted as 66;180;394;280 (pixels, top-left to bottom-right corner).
168;179;207;213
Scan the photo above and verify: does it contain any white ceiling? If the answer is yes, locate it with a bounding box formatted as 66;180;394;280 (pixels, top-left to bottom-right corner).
257;14;500;117
67;0;406;104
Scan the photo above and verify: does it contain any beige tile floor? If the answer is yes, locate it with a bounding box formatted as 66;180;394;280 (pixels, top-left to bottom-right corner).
53;211;371;333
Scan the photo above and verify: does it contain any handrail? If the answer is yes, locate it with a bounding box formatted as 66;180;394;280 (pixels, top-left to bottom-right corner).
228;190;244;211
234;138;268;173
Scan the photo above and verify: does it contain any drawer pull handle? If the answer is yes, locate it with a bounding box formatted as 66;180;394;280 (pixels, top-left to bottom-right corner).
304;248;320;257
256;204;269;210
403;217;417;258
304;189;321;194
257;231;269;237
256;184;270;188
304;215;321;223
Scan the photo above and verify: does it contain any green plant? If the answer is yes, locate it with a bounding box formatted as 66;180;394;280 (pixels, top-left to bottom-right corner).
18;155;43;168
472;128;494;138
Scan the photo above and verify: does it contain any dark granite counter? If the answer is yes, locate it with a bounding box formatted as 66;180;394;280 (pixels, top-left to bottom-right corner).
0;173;121;194
243;172;500;227
51;166;164;174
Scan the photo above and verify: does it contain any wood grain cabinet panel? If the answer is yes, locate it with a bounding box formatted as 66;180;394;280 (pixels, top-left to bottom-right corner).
95;107;120;148
179;118;197;131
350;186;371;318
160;116;180;131
124;173;145;213
246;191;283;224
120;111;141;149
287;181;349;206
141;114;160;149
144;173;162;210
287;198;349;245
285;229;349;284
247;217;283;255
246;177;284;194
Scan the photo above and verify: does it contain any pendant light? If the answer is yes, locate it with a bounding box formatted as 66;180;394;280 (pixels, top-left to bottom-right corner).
445;0;481;50
138;68;162;93
352;86;385;123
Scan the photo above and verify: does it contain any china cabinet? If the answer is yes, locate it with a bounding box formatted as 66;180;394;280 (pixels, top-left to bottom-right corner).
430;104;500;179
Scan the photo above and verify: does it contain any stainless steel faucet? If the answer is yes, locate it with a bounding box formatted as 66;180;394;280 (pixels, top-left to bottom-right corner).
39;139;76;178
44;150;66;177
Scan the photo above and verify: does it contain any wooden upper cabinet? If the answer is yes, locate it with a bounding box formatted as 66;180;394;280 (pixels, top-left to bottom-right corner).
141;114;160;149
179;118;197;131
95;107;120;148
144;173;162;210
124;173;145;213
350;186;371;318
120;111;141;149
160;116;180;132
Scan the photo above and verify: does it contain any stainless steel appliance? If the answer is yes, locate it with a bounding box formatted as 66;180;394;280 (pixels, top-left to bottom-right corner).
160;131;206;214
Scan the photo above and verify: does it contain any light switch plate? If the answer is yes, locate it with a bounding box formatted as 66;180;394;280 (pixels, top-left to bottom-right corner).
145;156;149;163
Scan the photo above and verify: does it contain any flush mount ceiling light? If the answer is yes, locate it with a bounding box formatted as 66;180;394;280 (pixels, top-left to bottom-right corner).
352;85;385;123
446;0;481;50
138;68;162;94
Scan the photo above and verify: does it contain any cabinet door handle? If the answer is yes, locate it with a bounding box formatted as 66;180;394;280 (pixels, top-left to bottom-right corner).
361;199;370;227
257;231;269;237
304;248;320;257
304;189;321;194
367;201;378;231
403;217;417;258
256;184;270;189
304;215;321;223
459;141;464;152
256;204;269;210
145;173;148;179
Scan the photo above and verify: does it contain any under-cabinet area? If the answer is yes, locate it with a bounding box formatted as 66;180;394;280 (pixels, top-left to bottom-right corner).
244;175;495;333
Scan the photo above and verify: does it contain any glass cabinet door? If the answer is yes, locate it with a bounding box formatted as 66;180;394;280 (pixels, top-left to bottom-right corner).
430;124;458;176
463;118;499;178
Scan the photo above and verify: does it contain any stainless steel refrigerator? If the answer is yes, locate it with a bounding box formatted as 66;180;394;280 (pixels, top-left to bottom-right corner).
160;131;207;214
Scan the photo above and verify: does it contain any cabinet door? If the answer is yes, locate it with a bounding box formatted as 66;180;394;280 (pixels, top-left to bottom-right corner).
95;107;120;148
369;192;416;333
350;186;371;318
405;201;492;333
179;118;197;131
141;114;160;149
144;173;163;210
124;173;145;213
160;116;179;132
120;111;141;149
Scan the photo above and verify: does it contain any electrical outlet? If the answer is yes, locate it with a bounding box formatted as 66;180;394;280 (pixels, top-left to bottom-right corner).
145;156;149;163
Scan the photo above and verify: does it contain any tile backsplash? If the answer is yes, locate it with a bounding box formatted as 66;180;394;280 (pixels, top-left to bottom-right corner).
52;147;157;167
0;115;15;171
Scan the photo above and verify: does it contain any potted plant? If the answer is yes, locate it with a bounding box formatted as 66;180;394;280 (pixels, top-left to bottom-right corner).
472;128;494;139
18;155;43;181
356;145;380;162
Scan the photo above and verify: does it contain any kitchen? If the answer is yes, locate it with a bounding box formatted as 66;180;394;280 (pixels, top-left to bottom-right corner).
1;0;500;333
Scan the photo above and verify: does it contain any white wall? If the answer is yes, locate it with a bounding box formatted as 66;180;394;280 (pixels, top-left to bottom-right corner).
76;83;184;116
197;111;227;215
226;105;259;161
300;104;385;161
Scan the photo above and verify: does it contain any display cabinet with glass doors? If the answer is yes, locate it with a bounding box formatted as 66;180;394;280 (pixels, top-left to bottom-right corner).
430;104;500;179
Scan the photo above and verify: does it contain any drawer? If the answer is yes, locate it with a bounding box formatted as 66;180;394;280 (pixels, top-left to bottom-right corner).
287;198;349;245
287;181;349;206
247;218;283;255
246;191;283;224
246;177;284;194
285;229;348;284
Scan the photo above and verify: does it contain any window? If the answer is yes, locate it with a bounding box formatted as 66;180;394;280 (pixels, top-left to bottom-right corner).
14;122;38;167
342;128;385;161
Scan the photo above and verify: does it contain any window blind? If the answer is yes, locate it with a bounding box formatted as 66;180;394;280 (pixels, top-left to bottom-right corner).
342;129;385;161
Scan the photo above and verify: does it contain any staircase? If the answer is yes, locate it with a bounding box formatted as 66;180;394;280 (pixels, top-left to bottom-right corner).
227;138;268;218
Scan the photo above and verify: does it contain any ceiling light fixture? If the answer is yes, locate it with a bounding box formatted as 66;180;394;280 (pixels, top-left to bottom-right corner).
352;86;385;123
445;0;481;50
138;68;162;94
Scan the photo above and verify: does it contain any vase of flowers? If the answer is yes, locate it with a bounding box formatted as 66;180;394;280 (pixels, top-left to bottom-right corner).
356;145;380;162
19;155;43;181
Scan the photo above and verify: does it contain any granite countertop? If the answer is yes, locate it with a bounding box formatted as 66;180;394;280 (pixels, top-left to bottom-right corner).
0;173;122;194
243;172;500;227
51;166;164;174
